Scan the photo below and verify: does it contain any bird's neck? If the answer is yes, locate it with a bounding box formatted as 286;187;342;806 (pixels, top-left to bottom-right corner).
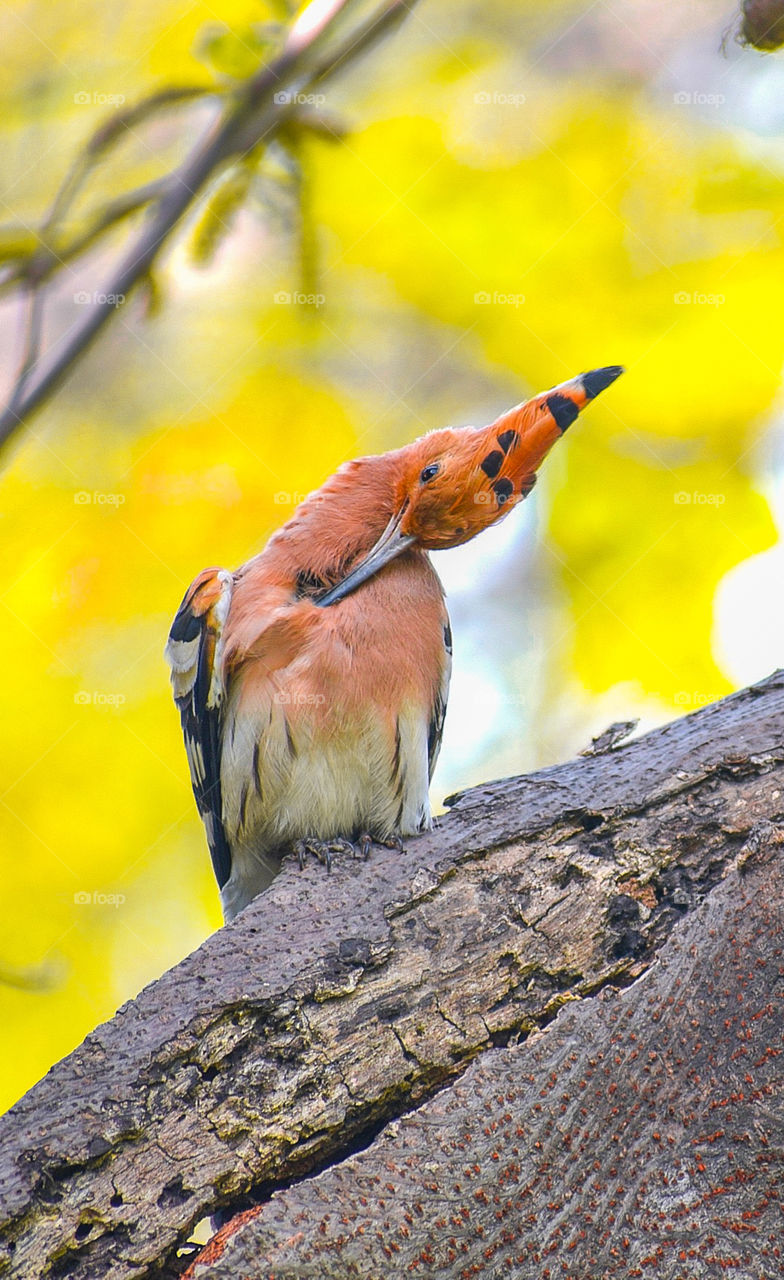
257;451;405;597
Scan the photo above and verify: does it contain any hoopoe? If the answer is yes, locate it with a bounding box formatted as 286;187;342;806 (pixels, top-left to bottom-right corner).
166;367;623;920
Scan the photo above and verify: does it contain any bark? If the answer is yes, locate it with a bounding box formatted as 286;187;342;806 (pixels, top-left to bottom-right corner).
1;672;783;1280
185;829;784;1280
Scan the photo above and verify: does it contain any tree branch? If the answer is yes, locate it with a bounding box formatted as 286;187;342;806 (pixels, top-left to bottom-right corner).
187;827;784;1279
1;672;783;1279
0;0;420;457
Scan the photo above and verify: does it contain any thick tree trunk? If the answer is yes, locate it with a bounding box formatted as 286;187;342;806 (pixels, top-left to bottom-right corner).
184;829;784;1280
1;672;783;1280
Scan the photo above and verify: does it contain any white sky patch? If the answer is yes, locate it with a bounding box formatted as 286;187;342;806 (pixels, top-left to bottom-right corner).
431;500;534;596
713;471;784;687
430;506;538;798
436;665;507;786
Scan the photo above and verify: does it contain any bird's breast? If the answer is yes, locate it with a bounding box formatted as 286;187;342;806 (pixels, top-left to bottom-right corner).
220;548;450;852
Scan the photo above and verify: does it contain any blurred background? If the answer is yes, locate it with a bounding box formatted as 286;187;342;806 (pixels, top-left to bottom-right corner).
1;0;783;1112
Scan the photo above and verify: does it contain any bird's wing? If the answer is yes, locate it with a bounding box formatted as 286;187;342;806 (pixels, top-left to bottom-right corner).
165;567;234;889
427;613;452;782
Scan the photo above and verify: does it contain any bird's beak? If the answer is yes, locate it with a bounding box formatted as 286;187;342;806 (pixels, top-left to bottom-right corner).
316;507;415;607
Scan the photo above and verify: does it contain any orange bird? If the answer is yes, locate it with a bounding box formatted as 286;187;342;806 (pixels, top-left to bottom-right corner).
166;366;623;921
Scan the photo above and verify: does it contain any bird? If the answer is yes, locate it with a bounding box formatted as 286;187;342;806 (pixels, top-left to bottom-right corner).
165;365;623;921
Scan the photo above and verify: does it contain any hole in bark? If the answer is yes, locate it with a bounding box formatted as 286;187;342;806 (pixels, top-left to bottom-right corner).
110;1192;123;1208
612;928;646;958
202;1064;219;1082
577;812;605;832
607;894;641;926
158;1176;191;1209
51;1255;80;1278
74;1222;92;1241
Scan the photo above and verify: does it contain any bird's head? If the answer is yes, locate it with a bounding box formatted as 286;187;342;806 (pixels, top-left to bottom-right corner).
317;365;623;606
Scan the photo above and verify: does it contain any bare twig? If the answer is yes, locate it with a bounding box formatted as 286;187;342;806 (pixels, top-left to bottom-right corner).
0;0;419;456
44;85;217;237
7;283;47;417
0;177;172;299
0;88;220;319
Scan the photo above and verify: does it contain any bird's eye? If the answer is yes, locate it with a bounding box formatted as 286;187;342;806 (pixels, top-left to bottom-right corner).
419;462;440;484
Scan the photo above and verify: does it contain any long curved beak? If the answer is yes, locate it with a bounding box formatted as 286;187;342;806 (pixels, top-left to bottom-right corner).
316;508;415;607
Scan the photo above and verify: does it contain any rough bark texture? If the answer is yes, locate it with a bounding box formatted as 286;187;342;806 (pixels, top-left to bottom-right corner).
186;834;784;1279
1;672;783;1280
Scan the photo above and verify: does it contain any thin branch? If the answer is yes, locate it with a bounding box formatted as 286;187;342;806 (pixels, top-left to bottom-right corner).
0;0;419;456
0;87;219;294
7;283;47;416
44;86;217;237
0;177;171;298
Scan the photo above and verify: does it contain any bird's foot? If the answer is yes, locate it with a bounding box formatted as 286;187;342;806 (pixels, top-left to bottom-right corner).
294;833;406;871
294;837;354;873
356;832;406;860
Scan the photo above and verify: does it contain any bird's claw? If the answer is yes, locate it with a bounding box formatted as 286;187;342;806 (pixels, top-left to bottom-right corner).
294;837;354;873
294;833;406;871
357;832;405;860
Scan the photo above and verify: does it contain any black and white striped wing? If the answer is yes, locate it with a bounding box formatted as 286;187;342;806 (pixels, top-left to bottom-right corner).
165;567;234;890
428;617;452;781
